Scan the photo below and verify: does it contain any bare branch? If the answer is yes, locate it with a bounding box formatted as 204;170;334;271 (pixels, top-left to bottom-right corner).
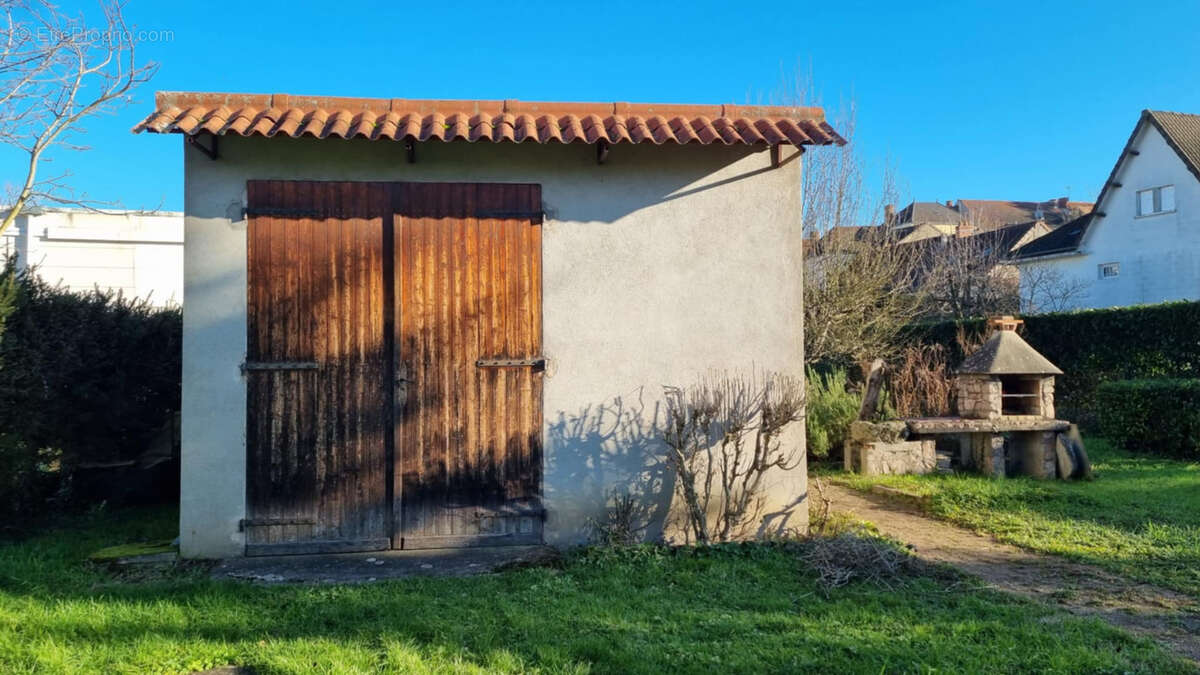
0;1;157;235
662;370;805;544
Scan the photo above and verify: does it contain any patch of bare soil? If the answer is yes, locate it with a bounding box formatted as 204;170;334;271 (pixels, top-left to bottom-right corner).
817;480;1200;663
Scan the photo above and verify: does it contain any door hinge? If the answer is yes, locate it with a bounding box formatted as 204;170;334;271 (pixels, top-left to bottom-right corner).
239;517;317;531
241;361;320;373
476;357;546;369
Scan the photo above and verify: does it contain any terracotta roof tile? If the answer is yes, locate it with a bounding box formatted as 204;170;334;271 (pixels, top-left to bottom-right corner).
133;91;844;147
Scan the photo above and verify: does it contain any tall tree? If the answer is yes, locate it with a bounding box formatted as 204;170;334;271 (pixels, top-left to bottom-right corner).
776;72;926;368
0;0;155;235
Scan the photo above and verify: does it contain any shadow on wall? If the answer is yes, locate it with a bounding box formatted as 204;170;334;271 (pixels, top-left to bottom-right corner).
546;383;811;547
188;137;780;226
545;389;675;545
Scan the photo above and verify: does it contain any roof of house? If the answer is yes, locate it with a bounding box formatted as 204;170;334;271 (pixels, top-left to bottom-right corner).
894;201;962;226
1013;109;1200;261
1011;213;1092;259
805;225;890;256
957;330;1063;375
984;220;1046;255
132;91;845;147
956;198;1091;228
1146;110;1200;183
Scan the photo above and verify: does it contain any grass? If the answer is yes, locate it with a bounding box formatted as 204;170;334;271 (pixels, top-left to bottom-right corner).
0;507;1194;673
833;438;1200;598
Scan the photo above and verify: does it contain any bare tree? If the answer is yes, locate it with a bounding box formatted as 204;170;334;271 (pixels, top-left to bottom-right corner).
916;218;1020;320
773;72;927;368
1019;261;1088;314
805;229;928;368
662;371;805;544
0;1;156;235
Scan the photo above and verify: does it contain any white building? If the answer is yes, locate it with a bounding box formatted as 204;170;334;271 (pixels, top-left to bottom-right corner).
1;208;183;306
1013;110;1200;311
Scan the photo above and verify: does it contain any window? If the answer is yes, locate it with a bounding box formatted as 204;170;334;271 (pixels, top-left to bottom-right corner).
1099;262;1120;279
1136;185;1175;216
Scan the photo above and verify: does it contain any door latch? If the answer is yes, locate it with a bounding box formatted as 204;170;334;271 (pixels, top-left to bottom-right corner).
395;361;414;404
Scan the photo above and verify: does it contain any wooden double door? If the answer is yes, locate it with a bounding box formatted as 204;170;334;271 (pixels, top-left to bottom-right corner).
242;180;544;555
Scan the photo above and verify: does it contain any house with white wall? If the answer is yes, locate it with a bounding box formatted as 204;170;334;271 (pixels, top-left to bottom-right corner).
1012;110;1200;311
1;208;183;306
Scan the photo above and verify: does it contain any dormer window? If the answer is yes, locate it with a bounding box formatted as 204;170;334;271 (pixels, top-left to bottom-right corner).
1136;185;1175;216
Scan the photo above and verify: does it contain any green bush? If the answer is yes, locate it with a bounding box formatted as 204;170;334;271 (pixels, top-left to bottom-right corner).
904;301;1200;427
0;259;181;520
1096;379;1200;458
806;367;860;458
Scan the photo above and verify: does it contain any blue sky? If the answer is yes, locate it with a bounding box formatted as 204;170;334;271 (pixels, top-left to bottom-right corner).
8;0;1200;214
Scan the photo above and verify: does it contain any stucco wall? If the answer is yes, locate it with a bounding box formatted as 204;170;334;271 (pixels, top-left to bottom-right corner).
1018;123;1200;310
179;135;807;558
2;209;183;306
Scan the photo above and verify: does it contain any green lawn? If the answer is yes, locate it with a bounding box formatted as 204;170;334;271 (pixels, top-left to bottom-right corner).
834;438;1200;599
0;507;1193;673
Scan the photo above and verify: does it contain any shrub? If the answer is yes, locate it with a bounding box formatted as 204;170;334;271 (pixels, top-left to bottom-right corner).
904;301;1200;427
0;259;181;521
885;344;953;417
805;367;860;458
1096;379;1200;458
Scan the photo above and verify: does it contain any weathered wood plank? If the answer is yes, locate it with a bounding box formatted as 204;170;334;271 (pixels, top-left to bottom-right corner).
245;180;388;553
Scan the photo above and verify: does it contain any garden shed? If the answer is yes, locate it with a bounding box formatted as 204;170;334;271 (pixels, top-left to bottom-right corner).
133;91;841;558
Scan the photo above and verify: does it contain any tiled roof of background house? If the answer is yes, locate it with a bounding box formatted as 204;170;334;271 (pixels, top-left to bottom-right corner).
956;198;1091;229
132;91;845;147
1010;213;1093;259
1148;110;1200;183
894;201;962;226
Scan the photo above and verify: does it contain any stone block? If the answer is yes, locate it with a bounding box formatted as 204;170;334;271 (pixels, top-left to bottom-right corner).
1014;430;1056;479
1040;377;1056;419
856;438;937;476
848;420;909;444
971;433;1006;478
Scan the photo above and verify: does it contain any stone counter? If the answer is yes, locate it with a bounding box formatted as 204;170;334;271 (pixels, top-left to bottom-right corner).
906;417;1070;435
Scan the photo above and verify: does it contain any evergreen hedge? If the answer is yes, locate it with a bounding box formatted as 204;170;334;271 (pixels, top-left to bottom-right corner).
1096;379;1200;458
902;301;1200;427
0;260;181;521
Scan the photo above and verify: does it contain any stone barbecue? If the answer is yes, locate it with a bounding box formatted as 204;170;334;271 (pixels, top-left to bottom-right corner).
845;317;1089;479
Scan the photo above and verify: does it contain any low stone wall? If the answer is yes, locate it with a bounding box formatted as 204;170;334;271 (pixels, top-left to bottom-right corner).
843;421;937;476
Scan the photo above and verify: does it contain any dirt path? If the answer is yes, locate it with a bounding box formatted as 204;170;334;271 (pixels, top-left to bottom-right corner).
817;480;1200;663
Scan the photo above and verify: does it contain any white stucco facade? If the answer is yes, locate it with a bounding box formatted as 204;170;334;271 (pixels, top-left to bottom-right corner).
1017;120;1200;310
179;135;808;558
1;208;183;306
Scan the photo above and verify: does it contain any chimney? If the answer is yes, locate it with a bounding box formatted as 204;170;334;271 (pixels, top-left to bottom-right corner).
956;220;975;238
884;203;895;224
988;315;1023;332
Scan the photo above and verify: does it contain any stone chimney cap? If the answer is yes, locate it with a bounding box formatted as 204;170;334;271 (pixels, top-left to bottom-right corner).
957;330;1063;375
989;316;1023;331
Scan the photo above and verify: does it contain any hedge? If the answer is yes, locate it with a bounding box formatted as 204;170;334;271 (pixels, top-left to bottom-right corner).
902;301;1200;428
1096;379;1200;458
0;260;181;521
